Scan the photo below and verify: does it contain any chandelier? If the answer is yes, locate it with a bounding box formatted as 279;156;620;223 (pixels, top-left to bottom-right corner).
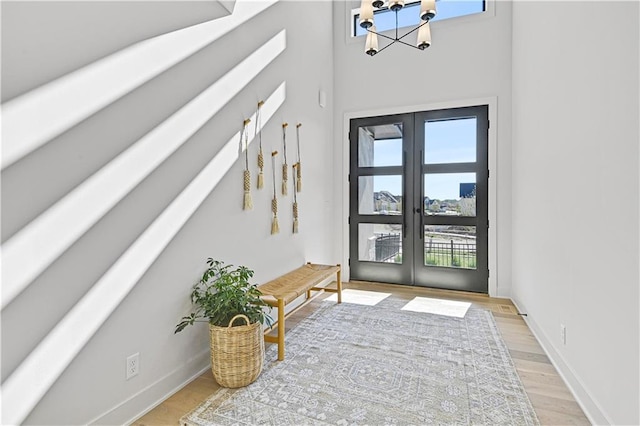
359;0;437;56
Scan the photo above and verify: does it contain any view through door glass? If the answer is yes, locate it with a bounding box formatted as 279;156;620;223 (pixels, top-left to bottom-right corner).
349;106;488;293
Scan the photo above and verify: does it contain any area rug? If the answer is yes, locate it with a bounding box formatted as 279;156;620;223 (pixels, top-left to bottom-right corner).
181;297;539;425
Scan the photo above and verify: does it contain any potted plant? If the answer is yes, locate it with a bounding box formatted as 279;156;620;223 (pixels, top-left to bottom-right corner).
175;258;271;388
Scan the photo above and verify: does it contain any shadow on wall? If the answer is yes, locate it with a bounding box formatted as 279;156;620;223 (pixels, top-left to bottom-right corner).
0;1;286;424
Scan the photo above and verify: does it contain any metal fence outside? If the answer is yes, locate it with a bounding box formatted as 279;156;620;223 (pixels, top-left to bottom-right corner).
425;240;476;269
374;233;401;262
372;234;476;269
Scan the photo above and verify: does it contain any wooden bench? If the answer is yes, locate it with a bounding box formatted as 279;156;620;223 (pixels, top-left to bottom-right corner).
258;262;341;361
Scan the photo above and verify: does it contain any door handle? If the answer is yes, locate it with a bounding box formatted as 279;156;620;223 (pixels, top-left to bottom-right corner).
415;208;421;214
403;150;407;239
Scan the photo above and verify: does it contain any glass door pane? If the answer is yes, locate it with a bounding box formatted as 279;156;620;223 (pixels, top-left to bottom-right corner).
424;225;476;269
424;173;476;217
358;223;403;264
424;118;477;164
358;175;403;215
349;114;414;285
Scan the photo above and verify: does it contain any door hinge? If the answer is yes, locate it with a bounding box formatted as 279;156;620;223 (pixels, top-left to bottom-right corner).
348;216;350;224
487;169;490;178
487;120;490;129
348;173;350;182
348;258;351;266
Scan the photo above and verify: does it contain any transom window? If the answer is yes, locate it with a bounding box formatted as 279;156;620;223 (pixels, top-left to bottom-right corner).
352;0;486;37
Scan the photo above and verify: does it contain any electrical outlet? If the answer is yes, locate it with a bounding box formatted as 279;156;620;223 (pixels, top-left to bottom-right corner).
560;324;566;345
126;353;139;380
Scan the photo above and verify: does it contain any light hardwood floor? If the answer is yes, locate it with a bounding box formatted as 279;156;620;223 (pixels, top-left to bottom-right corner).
133;281;590;425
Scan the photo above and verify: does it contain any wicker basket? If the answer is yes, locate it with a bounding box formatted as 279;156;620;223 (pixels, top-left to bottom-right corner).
209;314;264;388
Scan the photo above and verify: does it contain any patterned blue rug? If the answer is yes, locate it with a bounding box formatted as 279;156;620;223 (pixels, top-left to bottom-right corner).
182;297;539;425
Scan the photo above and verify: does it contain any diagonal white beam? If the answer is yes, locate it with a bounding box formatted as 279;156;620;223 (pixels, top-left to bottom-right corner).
1;81;287;426
1;30;286;310
0;0;277;170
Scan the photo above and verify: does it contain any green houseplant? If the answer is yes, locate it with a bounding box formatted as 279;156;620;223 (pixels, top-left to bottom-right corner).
175;258;271;388
175;258;271;331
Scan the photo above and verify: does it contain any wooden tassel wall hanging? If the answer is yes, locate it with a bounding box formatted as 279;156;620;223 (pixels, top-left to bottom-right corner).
292;163;299;234
242;118;253;210
295;123;302;192
256;101;265;189
281;123;288;196
270;151;280;234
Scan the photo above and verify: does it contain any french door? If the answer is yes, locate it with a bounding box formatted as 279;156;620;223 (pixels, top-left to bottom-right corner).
348;105;489;293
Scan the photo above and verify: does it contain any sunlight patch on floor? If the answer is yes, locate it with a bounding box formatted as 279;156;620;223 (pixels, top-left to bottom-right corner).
401;297;471;318
325;289;391;306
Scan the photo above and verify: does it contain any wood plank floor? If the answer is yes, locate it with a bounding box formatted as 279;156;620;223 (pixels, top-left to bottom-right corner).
133;281;590;425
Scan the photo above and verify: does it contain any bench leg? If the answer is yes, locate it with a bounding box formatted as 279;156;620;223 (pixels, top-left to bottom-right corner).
337;264;342;304
277;298;285;361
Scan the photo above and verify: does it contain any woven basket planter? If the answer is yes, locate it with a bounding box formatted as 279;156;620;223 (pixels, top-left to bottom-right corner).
209;314;264;388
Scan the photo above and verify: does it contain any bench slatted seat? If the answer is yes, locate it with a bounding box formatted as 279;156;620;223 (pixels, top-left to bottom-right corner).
259;263;341;360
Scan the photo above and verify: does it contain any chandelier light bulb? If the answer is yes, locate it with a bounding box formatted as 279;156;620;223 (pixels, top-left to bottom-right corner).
388;0;404;12
420;0;436;21
417;22;431;50
365;27;379;56
359;0;374;29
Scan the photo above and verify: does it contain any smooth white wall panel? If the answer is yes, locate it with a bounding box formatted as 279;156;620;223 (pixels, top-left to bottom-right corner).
512;2;639;424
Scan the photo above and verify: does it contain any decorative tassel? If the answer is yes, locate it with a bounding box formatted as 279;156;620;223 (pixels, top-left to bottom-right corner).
282;164;288;196
292;163;299;234
271;197;280;234
296;123;303;193
256;101;265;189
243;169;253;210
271;151;279;235
241;118;252;210
257;150;264;189
281;123;288;196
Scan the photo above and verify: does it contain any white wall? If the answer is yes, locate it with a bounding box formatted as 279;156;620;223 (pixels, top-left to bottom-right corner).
1;1;334;424
332;0;513;296
511;1;639;424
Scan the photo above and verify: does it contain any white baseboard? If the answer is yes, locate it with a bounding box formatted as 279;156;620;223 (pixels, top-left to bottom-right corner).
88;349;210;425
510;298;612;426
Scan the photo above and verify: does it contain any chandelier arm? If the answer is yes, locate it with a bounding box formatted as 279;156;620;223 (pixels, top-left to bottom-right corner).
375;31;400;42
395;38;423;50
368;27;397;42
375;41;396;54
397;20;428;42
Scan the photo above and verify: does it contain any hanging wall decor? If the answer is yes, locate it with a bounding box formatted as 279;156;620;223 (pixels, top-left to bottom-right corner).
292;163;299;234
242;118;253;210
295;123;302;192
281;123;288;196
270;151;280;235
255;101;265;189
